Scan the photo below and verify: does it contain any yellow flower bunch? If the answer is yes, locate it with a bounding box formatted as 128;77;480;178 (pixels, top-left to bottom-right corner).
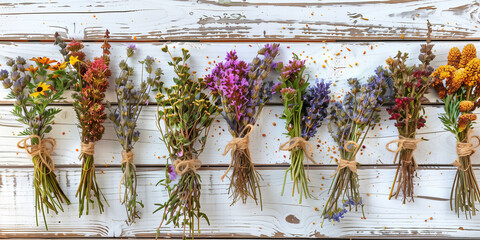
432;44;480;99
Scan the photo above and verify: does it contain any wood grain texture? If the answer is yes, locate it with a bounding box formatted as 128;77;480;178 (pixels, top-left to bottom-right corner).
0;41;471;104
0;104;477;167
0;0;478;41
0;167;479;238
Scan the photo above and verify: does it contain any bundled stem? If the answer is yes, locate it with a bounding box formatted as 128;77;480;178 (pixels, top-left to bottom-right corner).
433;42;480;218
154;46;220;239
323;68;387;224
205;44;280;208
55;31;112;217
0;53;73;229
384;23;435;203
108;45;160;224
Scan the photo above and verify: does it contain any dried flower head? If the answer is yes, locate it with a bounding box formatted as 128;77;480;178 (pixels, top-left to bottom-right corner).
459;44;477;68
448;47;462;68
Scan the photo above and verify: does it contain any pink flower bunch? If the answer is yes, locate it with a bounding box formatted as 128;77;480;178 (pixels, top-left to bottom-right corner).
205;50;251;120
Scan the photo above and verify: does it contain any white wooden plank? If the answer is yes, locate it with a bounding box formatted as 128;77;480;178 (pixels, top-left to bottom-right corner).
0;167;479;238
0;41;471;103
0;104;475;167
0;0;477;41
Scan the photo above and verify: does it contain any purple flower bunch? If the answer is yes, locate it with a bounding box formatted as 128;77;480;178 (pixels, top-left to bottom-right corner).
328;67;388;150
322;67;388;224
276;54;331;202
205;43;280;207
301;80;331;140
108;46;161;225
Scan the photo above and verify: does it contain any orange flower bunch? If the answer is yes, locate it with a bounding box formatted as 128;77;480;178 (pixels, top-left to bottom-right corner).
435;44;480;218
432;44;480;99
432;44;480;131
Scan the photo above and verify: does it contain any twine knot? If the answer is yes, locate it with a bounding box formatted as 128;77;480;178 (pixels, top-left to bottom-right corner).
279;137;317;164
453;131;480;172
221;124;254;181
333;141;359;176
17;135;56;172
174;158;202;175
121;150;135;164
119;149;135;202
386;136;423;164
81;141;96;156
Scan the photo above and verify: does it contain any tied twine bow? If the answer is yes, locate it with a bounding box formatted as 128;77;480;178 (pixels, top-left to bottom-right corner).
279;137;317;164
119;150;135;201
333;141;359;176
17;135;56;172
221;124;254;181
174;158;202;175
452;130;480;172
386;136;423;166
81;142;96;156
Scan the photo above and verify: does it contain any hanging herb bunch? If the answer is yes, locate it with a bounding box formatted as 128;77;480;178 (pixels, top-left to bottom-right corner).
384;22;435;203
431;43;480;218
0;55;72;229
275;54;331;203
322;68;388;224
55;30;112;217
108;45;161;224
205;44;280;208
154;46;221;239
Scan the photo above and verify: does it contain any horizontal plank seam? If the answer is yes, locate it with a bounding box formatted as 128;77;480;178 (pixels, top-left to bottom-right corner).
0;39;477;43
0;164;472;169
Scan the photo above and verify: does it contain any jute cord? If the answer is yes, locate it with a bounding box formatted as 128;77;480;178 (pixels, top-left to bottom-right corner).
221;124;254;181
279;137;317;164
174;158;202;175
453;130;480;172
17;135;56;172
333;141;359;176
386;136;423;166
81;141;96;156
119;149;135;202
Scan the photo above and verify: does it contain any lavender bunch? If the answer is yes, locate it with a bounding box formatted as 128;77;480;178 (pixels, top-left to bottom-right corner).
277;55;331;203
322;67;387;224
205;44;280;208
108;45;161;224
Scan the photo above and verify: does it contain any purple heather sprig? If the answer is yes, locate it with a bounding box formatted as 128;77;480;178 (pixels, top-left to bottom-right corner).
205;43;280;208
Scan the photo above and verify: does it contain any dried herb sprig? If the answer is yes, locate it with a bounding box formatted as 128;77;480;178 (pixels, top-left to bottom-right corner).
276;54;331;203
432;43;480;218
153;46;221;239
322;68;388;224
205;44;280;208
55;31;112;217
0;55;72;229
384;22;435;203
108;45;160;224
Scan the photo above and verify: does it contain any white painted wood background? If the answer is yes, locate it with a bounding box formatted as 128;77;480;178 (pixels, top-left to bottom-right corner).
1;0;480;238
